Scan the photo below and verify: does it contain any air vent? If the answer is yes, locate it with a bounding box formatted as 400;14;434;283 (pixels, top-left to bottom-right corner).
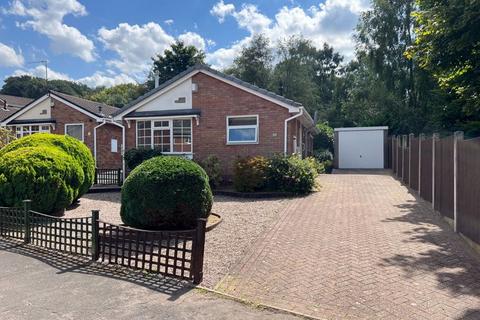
40;109;47;115
174;97;186;103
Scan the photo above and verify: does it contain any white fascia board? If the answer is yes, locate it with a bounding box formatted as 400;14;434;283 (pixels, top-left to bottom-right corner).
0;94;49;126
113;71;200;120
334;126;389;132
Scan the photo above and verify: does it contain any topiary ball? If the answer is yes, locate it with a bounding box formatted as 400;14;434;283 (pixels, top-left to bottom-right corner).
120;156;213;230
0;146;84;215
0;133;95;198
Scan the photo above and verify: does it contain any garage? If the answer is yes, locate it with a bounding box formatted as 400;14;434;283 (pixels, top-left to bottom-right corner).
334;126;388;169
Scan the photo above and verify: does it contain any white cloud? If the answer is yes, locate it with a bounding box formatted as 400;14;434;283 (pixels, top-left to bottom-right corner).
178;32;206;51
12;65;72;81
4;0;95;62
77;72;136;88
207;0;371;67
164;19;174;25
98;22;175;77
210;0;235;23
0;42;24;67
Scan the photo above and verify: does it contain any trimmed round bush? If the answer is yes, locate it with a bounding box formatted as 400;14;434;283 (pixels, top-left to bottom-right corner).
120;156;213;230
0;133;95;198
0;146;84;215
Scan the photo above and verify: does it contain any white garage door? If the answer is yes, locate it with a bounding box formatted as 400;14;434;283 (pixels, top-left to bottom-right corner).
338;130;384;169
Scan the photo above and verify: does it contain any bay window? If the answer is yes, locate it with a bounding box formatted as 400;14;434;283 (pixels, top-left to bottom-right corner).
136;119;192;153
227;115;258;144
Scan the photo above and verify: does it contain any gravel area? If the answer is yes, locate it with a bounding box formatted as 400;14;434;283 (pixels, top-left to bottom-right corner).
66;192;295;288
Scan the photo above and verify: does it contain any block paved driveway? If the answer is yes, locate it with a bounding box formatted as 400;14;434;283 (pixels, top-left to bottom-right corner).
216;171;480;319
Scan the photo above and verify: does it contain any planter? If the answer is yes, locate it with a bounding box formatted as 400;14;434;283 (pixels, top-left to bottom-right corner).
206;213;222;232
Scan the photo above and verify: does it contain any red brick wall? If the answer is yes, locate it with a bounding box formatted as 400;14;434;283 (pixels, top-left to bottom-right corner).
96;123;122;168
191;73;292;176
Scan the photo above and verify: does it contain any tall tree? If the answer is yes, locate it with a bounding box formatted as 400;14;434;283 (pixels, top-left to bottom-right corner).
88;83;146;107
1;75;94;99
149;41;206;89
407;0;480;117
226;34;273;89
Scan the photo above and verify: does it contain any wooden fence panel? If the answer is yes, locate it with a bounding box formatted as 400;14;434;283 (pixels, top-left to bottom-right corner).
410;137;419;191
457;137;480;244
392;137;397;174
397;138;403;178
403;139;410;185
434;136;454;219
420;137;433;202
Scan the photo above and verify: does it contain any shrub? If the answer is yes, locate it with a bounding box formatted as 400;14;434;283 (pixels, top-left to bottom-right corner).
266;154;318;194
322;160;333;173
313;123;334;152
120;156;212;230
0;146;84;215
0;133;94;198
124;148;163;170
196;155;223;188
305;157;326;174
233;156;269;192
313;149;333;162
0;127;15;149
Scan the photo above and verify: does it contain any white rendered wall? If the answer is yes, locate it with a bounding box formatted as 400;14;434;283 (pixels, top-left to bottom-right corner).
137;79;192;112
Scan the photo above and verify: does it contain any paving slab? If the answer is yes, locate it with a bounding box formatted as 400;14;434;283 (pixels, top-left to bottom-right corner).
216;172;480;320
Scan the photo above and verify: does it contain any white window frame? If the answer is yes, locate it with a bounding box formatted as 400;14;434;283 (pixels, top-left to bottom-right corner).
65;123;84;142
226;115;259;145
135;118;193;154
11;124;50;138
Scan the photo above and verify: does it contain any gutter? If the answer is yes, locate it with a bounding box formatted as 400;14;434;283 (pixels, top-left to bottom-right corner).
284;107;304;155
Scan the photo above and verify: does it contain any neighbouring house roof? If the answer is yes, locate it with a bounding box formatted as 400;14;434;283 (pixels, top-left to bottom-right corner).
0;94;34;108
8;118;56;125
124;108;202;119
49;91;118;117
0;94;34;122
113;64;304;118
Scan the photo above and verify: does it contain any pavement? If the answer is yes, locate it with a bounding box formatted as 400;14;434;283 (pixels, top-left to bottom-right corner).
0;240;299;320
216;171;480;319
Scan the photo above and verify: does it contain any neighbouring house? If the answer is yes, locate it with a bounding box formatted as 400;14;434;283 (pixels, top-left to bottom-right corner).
0;91;123;173
113;64;318;177
0;64;318;180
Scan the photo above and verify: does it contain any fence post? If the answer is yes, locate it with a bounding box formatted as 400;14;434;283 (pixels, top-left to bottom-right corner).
23;200;31;244
453;131;464;233
401;135;406;181
418;133;424;195
192;218;207;285
432;133;439;209
94;168;98;185
91;210;100;261
117;169;122;186
409;133;414;187
396;136;400;177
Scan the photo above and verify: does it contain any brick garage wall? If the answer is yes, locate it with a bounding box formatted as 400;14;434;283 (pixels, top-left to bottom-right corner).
191;73;293;176
96;123;122;168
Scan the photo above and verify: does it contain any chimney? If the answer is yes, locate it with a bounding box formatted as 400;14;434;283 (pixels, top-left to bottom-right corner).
313;110;318;124
154;70;160;88
98;105;103;116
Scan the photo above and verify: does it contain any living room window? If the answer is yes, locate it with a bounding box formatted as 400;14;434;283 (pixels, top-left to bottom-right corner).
14;125;50;138
65;123;84;142
136;119;192;153
226;115;258;144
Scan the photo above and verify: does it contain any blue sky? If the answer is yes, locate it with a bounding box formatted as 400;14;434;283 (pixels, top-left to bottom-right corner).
0;0;370;88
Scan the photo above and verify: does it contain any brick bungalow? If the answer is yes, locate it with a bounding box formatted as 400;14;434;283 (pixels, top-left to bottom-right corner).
0;91;123;173
1;65;318;180
113;64;318;177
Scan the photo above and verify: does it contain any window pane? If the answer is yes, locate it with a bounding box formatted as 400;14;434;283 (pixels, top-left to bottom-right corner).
137;121;152;148
229;128;256;142
172;119;192;152
153;129;170;152
66;124;83;141
153;120;169;128
228;117;257;126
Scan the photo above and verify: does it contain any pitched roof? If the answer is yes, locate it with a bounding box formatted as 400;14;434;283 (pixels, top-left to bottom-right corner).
113;64;303;117
0;94;34;108
50;90;119;117
0;105;22;122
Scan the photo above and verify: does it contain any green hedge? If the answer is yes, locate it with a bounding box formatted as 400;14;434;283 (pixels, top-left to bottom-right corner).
232;154;319;195
0;133;94;198
120;156;212;230
124;148;163;170
0;146;84;215
195;155;223;188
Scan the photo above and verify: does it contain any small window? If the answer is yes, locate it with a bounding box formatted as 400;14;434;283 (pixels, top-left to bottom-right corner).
227;115;258;144
111;139;118;153
65;124;84;142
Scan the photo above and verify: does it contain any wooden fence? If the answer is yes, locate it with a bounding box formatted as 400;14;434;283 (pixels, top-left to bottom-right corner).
0;201;206;284
388;132;480;246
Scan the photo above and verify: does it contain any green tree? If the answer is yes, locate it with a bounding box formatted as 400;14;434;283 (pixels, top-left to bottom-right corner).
225;34;273;88
407;0;480;116
88;83;146;107
1;75;94;99
149;41;206;89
